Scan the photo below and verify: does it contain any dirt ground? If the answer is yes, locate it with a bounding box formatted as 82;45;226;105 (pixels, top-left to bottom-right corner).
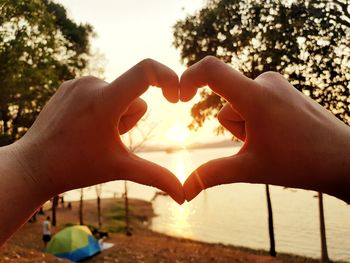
0;198;320;263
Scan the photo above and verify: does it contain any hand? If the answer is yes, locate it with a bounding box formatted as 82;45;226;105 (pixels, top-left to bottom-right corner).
180;56;350;203
12;59;184;204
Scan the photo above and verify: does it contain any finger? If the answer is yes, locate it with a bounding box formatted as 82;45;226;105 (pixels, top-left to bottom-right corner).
119;98;147;135
120;154;185;204
183;154;254;201
180;56;258;114
105;59;179;111
218;103;246;141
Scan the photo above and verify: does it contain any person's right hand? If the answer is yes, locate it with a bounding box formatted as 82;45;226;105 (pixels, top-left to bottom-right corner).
12;59;184;204
180;56;350;203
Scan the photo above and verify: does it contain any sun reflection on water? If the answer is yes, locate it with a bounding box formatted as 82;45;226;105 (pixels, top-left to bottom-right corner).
164;149;196;237
166;202;194;238
174;154;187;184
170;149;194;185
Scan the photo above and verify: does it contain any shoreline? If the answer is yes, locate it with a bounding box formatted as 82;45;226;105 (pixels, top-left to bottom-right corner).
1;197;324;262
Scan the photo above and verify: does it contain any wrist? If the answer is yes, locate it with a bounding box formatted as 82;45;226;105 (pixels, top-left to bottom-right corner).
321;125;350;203
0;142;53;245
8;139;55;202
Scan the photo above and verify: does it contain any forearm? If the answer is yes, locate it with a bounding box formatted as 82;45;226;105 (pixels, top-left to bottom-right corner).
0;143;51;246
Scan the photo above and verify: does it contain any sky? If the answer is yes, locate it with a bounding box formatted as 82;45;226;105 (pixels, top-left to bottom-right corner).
55;0;231;146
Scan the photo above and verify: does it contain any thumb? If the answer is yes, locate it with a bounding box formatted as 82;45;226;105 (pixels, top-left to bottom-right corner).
217;103;246;141
119;98;147;135
183;153;255;201
120;153;185;204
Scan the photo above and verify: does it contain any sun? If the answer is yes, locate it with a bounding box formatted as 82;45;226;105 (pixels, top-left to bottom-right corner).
166;122;190;144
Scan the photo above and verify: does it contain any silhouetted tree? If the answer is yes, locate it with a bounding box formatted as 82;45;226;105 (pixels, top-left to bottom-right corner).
174;0;350;130
122;115;156;236
95;184;103;229
318;192;330;262
79;188;84;225
51;195;59;226
123;181;131;236
0;0;94;146
266;185;276;257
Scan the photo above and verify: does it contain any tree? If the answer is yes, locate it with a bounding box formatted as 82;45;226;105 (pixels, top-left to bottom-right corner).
266;185;276;257
0;0;94;145
174;0;350;258
51;195;59;226
95;184;103;229
79;188;84;225
174;0;350;130
121;115;157;236
318;192;330;262
123;180;131;236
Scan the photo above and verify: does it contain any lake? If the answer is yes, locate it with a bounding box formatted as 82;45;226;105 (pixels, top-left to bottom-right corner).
65;146;350;262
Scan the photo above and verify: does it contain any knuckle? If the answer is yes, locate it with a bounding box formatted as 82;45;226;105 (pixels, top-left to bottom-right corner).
73;76;104;94
78;75;101;84
256;71;283;82
59;79;74;89
58;79;76;94
200;56;222;82
61;79;74;86
255;71;291;106
201;55;220;68
136;58;154;79
136;58;160;85
62;76;102;92
138;58;156;70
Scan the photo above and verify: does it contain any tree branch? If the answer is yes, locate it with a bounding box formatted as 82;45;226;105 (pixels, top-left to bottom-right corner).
314;0;350;27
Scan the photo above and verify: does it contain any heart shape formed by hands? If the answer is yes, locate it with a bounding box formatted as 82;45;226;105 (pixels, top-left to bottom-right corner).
21;57;350;206
3;55;350;251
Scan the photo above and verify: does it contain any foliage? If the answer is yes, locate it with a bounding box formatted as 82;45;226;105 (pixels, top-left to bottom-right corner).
0;0;95;145
105;220;126;233
104;202;127;233
173;0;350;132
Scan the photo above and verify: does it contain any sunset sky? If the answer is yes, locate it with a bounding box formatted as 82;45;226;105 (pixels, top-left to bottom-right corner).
55;0;232;146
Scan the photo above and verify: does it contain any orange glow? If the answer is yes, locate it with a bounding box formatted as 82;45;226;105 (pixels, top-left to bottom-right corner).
165;202;193;238
174;152;187;184
165;122;189;145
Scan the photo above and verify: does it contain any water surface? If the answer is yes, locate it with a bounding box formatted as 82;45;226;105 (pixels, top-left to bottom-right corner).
65;147;350;262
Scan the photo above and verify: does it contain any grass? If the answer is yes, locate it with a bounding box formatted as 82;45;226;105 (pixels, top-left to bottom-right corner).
103;202;128;233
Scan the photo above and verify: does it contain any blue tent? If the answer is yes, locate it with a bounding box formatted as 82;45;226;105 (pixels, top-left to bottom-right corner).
46;225;101;261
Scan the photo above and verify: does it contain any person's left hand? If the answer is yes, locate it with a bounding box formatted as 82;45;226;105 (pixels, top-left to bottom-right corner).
178;56;350;203
13;59;185;204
